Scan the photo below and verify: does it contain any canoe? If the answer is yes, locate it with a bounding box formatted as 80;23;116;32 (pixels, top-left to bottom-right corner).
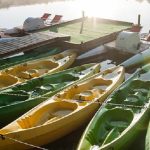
0;63;100;127
0;50;77;89
78;65;150;150
0;66;124;149
121;47;150;69
146;121;150;150
0;47;60;70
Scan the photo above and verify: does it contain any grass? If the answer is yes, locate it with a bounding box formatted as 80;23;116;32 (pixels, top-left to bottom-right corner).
50;19;132;43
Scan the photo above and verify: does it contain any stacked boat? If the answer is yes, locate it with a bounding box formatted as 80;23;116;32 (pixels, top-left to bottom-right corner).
0;66;124;149
0;46;150;150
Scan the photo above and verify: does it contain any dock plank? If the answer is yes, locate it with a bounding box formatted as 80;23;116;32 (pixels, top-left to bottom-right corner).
0;31;70;58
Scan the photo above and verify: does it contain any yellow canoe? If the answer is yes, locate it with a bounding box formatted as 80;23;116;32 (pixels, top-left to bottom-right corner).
0;66;124;150
0;50;77;89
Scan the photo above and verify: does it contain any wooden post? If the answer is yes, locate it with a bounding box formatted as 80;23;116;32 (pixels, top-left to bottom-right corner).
80;11;85;34
138;14;141;26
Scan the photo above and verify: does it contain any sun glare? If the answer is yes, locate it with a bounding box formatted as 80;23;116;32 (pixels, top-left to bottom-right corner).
76;0;118;18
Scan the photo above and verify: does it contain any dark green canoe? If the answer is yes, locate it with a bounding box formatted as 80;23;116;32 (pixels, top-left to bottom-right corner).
0;63;100;127
78;64;150;150
0;47;60;70
146;121;150;150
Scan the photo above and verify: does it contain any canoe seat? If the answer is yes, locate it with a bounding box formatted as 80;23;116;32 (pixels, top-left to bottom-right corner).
102;69;121;79
93;78;112;89
5;60;59;79
60;78;112;101
80;78;112;100
17;101;78;128
74;89;102;101
43;109;74;125
0;74;19;88
17;70;39;79
17;116;32;129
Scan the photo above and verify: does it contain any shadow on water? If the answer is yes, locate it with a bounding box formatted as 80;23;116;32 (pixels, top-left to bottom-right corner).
44;125;86;150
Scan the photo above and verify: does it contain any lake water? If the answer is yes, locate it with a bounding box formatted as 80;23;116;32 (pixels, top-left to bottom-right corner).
0;0;150;32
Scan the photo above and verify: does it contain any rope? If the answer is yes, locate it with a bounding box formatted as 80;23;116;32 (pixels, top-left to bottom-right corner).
0;134;48;150
66;99;150;109
106;102;148;109
0;91;149;109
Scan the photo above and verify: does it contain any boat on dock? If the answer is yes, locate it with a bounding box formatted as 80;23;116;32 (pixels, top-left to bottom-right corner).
0;17;133;57
0;66;124;149
77;64;150;150
0;50;76;89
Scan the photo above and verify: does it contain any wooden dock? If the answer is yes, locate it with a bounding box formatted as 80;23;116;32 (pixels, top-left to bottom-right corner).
0;31;70;58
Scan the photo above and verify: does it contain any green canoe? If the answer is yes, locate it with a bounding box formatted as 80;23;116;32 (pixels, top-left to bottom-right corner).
0;47;60;70
78;64;150;150
0;63;100;127
146;121;150;150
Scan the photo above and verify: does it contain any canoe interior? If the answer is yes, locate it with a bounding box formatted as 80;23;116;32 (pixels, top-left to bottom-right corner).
17;101;78;129
4;60;59;79
0;74;19;88
50;18;132;44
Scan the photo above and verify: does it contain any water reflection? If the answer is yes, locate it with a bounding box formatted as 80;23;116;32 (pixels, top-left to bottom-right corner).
0;0;66;8
0;0;150;32
136;0;150;3
0;0;150;9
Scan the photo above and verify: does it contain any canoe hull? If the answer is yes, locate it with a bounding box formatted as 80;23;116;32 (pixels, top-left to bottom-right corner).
121;48;150;69
0;103;99;150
